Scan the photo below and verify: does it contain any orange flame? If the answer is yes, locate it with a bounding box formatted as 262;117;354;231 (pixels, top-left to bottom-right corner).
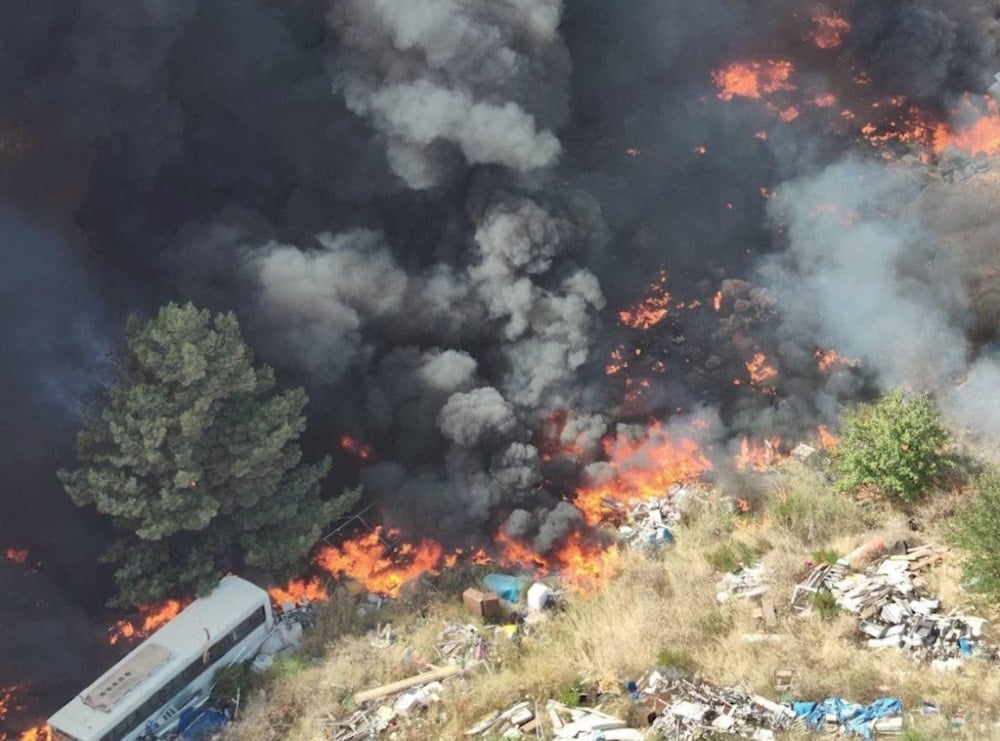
817;424;839;451
813;93;837;108
814;349;861;373
735;436;784;472
745;353;778;385
712;291;723;312
573;422;711;525
537;409;592;461
268;576;328;606
1;684;26;722
619;271;671;330
713;60;796;101
933;95;1000;156
3;547;28;565
810;15;851;49
107;599;185;646
18;726;51;741
340;434;372;461
315;527;445;597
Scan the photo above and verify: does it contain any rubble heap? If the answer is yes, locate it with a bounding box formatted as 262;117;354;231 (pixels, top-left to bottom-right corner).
641;673;799;740
615;484;695;552
792;543;993;667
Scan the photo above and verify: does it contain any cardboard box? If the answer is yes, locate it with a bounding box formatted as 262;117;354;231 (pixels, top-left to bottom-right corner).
462;588;500;621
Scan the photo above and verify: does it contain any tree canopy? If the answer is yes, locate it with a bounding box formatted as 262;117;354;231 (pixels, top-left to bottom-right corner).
59;302;359;605
833;388;949;502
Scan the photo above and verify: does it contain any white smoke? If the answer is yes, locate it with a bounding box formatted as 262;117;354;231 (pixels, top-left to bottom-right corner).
331;0;565;188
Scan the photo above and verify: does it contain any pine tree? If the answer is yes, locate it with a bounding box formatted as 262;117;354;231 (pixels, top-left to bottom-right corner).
59;302;359;605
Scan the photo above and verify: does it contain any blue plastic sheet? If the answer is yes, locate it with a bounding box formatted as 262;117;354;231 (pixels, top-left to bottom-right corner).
483;573;527;602
792;697;902;740
177;707;230;740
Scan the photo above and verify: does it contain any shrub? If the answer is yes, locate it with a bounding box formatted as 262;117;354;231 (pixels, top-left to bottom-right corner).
951;471;1000;598
706;538;770;573
833;389;949;502
811;549;840;566
813;589;840;620
656;647;699;676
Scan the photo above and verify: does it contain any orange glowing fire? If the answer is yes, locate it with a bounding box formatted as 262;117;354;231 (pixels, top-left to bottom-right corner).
713;60;795;101
712;291;723;312
107;599;185;646
268;576;328;606
1;684;25;721
618;271;671;330
932;95;1000;156
735;436;783;472
315;527;446;598
339;434;372;461
17;726;51;741
605;348;627;376
811;15;851;49
813;93;837;108
3;547;28;565
814;349;861;373
817;424;839;451
537;409;593;461
745;353;777;385
573;422;711;525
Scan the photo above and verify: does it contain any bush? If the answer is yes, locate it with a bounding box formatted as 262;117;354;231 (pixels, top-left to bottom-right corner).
951;471;1000;598
656;647;699;676
813;589;840;620
833;389;949;502
706;538;770;573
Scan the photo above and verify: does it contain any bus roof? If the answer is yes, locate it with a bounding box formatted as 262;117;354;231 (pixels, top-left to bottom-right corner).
49;576;269;739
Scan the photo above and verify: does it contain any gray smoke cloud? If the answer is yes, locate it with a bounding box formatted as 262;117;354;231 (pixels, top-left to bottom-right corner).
438;387;517;445
331;0;566;188
761;154;1000;439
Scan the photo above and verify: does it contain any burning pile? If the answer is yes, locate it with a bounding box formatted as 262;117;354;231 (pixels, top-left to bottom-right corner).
106;599;186;646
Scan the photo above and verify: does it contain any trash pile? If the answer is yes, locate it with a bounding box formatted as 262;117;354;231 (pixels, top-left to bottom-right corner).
466;699;641;739
641;673;799;740
436;622;489;665
615;484;693;552
716;563;770;603
791;542;992;667
791;696;903;740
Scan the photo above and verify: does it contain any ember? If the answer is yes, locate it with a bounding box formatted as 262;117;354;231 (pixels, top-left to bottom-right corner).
713;60;795;101
810;15;851;49
3;547;29;565
815;349;861;373
618;271;671;329
339;434;372;461
745;352;777;385
17;726;51;741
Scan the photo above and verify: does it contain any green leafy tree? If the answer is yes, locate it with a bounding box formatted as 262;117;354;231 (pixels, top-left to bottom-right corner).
833;389;949;502
951;471;1000;598
59;302;360;605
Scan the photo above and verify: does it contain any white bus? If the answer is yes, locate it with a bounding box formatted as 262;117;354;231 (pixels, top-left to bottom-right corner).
48;576;274;741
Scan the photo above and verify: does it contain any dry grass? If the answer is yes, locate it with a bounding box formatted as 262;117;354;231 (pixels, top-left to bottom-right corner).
232;457;1000;740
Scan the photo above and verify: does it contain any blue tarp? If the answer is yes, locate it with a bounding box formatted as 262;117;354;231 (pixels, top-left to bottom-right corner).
792;697;902;740
177;706;230;740
483;573;527;602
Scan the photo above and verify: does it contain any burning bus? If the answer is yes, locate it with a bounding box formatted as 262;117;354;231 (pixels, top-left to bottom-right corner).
46;576;272;741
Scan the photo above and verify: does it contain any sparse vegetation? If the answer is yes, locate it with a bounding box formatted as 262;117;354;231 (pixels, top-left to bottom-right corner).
767;462;875;544
706;537;771;572
812;588;840;620
833;389;950;502
811;548;840;565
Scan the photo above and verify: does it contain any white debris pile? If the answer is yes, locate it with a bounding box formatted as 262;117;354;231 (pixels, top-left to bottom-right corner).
615;484;697;551
466;699;641;739
640;673;800;740
716;563;771;603
436;622;489;665
791;543;994;666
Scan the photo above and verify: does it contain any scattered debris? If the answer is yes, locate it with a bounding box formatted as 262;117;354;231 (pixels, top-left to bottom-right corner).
466;699;637;739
